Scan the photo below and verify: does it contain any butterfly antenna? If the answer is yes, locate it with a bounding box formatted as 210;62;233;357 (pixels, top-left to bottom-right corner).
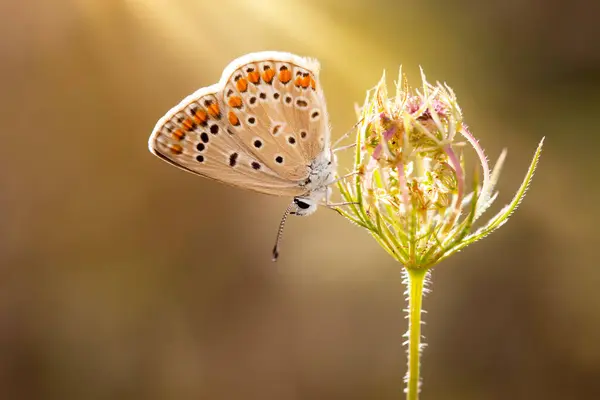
272;202;295;262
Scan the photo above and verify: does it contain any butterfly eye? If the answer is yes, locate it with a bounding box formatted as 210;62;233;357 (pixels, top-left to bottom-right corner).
294;198;311;210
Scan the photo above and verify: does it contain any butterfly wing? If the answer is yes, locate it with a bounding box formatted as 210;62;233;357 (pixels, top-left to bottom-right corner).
218;52;331;180
148;52;331;197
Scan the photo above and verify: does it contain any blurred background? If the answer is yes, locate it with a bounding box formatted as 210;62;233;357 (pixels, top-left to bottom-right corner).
1;0;598;399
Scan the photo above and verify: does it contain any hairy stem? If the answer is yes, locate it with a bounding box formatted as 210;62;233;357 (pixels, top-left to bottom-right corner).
405;267;427;400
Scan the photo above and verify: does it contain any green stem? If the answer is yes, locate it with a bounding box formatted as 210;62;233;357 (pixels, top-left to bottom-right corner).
405;267;427;400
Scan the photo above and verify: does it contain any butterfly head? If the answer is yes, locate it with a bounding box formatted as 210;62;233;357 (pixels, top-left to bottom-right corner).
291;150;336;217
292;194;320;217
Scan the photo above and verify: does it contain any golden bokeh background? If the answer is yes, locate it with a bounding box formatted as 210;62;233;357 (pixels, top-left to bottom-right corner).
1;0;598;398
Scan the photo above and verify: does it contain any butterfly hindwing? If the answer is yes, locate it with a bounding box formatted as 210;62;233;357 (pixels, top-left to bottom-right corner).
149;87;303;197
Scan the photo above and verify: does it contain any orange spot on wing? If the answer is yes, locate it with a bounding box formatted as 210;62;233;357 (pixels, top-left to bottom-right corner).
207;103;220;118
279;69;292;84
301;76;311;88
228;96;243;108
310;78;316;90
172;129;185;140
294;77;303;87
169;144;183;155
228;111;240;126
193;110;208;125
262;69;275;84
236;77;248;92
247;71;261;84
182;118;194;131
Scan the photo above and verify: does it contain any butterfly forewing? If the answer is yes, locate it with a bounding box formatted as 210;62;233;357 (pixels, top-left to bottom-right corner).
149;51;330;197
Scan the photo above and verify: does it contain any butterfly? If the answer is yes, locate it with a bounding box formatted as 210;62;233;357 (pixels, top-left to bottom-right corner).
148;51;345;260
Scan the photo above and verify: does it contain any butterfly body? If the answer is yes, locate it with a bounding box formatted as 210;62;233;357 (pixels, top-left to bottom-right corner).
291;150;336;216
148;51;336;218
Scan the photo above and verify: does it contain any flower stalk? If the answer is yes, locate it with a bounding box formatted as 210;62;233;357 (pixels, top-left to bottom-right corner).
404;268;426;400
336;68;544;399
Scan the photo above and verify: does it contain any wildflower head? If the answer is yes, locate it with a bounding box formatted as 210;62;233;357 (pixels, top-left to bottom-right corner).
337;68;544;270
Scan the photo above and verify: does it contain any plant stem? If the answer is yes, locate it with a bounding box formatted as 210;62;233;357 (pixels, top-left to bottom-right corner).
405;267;427;400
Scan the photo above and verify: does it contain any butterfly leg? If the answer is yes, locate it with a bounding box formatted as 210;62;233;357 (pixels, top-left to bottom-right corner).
328;171;359;186
324;200;359;208
333;143;356;153
321;182;359;209
323;194;359;209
